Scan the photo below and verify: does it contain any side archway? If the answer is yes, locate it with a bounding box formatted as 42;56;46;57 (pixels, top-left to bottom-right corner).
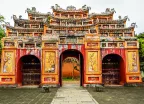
17;55;41;86
102;54;125;85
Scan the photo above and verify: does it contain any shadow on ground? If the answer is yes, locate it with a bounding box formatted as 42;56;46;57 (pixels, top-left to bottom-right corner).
87;87;144;104
0;88;58;104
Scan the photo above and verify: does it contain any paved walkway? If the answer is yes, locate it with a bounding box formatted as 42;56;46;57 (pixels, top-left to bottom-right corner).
51;84;99;104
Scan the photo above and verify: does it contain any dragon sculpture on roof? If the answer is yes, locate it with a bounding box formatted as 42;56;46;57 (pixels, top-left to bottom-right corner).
81;5;91;11
131;22;137;28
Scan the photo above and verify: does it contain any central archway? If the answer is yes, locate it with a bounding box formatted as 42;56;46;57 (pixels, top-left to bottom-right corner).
102;54;125;85
59;49;84;86
17;55;41;86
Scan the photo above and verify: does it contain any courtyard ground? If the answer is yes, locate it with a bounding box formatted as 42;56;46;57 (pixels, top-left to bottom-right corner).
87;86;144;104
0;86;144;104
0;88;58;104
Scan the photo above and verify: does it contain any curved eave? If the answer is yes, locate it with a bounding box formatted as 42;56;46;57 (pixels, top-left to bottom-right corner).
14;27;44;30
48;24;95;28
27;12;49;16
52;16;91;20
98;19;126;24
99;26;134;30
14;19;43;24
90;12;114;17
6;25;15;30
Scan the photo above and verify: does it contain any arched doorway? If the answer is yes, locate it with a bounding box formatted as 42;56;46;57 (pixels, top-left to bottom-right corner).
102;54;125;85
59;49;84;86
17;55;41;86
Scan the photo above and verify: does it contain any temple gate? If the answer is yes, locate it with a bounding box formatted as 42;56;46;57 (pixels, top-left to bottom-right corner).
0;5;142;87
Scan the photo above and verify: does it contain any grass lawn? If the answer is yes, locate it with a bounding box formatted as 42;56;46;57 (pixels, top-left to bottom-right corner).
62;77;80;81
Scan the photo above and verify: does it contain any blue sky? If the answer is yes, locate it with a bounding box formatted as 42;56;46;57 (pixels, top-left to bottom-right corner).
0;0;143;34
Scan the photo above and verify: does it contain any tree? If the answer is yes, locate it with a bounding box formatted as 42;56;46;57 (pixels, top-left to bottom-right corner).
137;33;144;61
137;32;144;72
0;14;5;54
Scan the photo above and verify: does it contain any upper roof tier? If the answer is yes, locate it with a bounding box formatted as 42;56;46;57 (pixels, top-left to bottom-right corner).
5;5;136;32
51;4;91;13
25;5;115;16
25;7;51;16
13;15;43;23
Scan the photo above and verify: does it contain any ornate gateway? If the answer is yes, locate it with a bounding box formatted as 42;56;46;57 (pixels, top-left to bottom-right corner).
0;5;141;87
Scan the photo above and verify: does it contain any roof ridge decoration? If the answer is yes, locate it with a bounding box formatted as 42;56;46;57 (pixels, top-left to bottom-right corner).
105;8;116;14
81;5;91;11
118;15;130;21
89;8;116;17
51;4;91;12
25;7;52;16
131;22;137;28
25;7;38;13
66;5;76;11
12;15;18;20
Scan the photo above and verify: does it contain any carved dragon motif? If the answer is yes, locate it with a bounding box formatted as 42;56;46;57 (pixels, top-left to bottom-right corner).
51;4;61;10
82;5;91;11
111;8;116;13
25;7;37;13
19;15;22;19
32;7;36;12
25;8;31;13
12;15;17;20
124;16;130;21
118;16;122;20
55;4;60;10
66;5;76;10
131;22;137;28
5;22;10;26
105;8;116;14
105;8;111;13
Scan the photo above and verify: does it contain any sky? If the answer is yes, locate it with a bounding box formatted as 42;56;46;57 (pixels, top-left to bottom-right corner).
0;0;143;34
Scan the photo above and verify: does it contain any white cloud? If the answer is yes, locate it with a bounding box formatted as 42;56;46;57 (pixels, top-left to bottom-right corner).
0;0;143;34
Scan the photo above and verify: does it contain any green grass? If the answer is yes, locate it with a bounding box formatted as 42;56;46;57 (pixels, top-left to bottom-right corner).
62;77;80;81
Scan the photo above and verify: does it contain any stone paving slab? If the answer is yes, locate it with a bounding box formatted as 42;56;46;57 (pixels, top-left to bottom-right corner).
87;87;144;104
51;84;99;104
0;88;58;104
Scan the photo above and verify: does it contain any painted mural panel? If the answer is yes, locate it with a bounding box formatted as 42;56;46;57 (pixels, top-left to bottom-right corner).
126;75;142;82
42;75;58;84
87;52;98;74
127;52;138;72
0;76;15;84
44;51;56;73
86;75;102;83
2;51;15;73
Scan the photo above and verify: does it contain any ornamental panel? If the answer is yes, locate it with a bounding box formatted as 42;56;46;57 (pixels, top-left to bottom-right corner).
86;51;101;74
127;51;138;73
1;51;15;74
42;51;58;74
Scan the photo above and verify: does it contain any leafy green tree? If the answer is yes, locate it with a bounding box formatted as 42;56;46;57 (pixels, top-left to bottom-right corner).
137;32;144;73
137;33;144;61
0;14;5;54
0;15;4;23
